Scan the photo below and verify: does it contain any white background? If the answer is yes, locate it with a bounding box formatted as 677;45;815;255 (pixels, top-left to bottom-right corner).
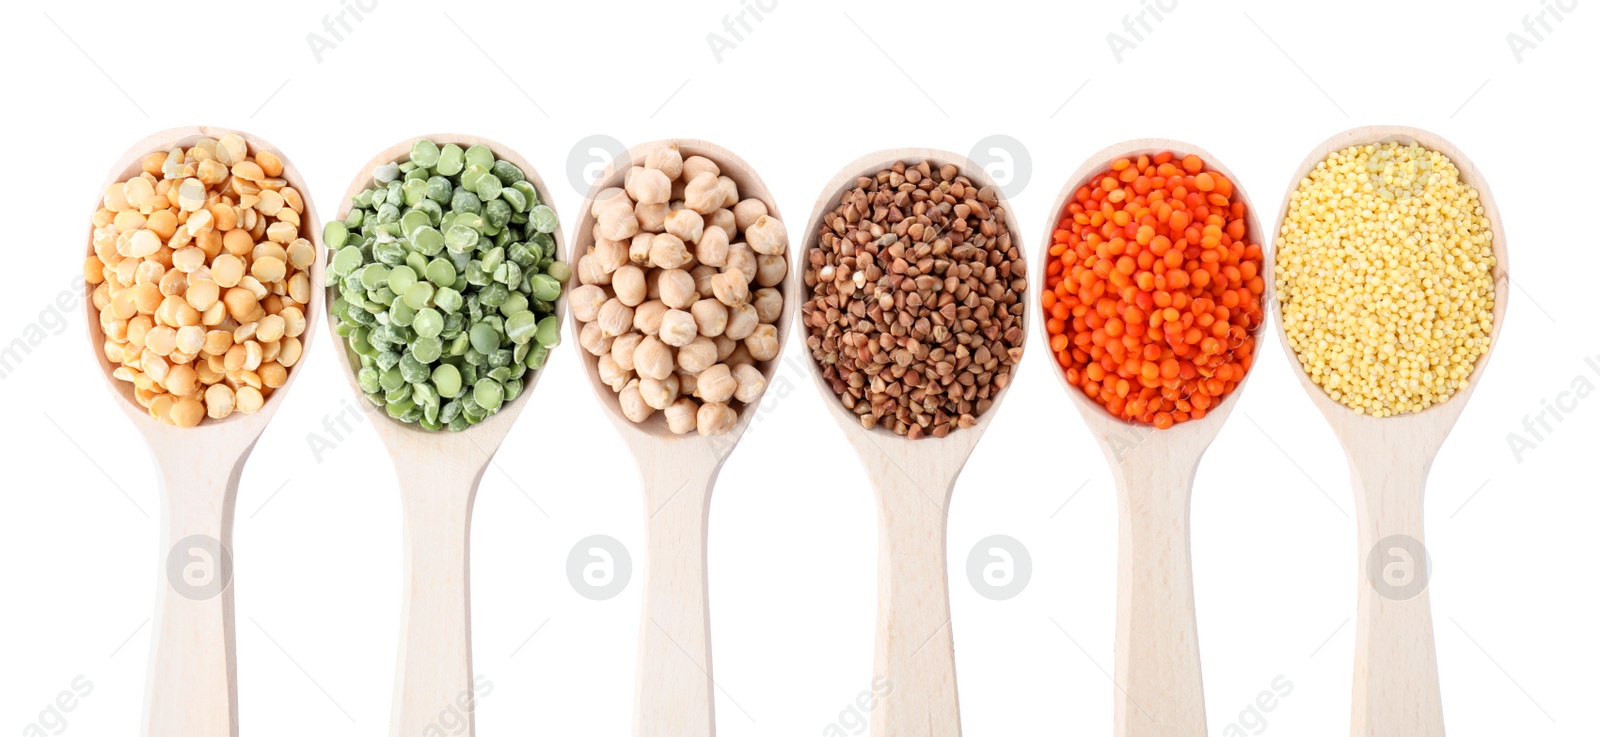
2;0;1595;735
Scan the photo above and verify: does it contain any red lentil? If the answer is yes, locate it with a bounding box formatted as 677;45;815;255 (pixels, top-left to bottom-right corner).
1043;151;1265;428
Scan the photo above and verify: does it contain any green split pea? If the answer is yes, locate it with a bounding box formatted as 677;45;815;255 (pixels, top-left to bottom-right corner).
325;139;569;431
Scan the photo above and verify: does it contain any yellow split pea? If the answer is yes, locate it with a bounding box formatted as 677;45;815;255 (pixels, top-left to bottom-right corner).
87;134;313;427
1275;141;1496;417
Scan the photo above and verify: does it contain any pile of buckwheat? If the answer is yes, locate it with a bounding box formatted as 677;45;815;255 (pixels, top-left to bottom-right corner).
802;160;1027;439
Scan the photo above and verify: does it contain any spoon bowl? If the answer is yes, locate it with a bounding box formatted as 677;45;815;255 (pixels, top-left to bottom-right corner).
85;125;324;737
324;134;566;737
1268;125;1508;737
567;139;793;737
795;148;1029;737
1037;139;1270;737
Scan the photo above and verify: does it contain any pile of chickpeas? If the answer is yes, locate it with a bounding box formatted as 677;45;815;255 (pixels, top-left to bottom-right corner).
87;135;313;427
571;144;786;436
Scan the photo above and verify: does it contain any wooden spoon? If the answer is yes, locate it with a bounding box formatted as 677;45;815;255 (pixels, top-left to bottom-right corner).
793;148;1030;737
566;139;794;736
85;126;324;737
1037;139;1270;737
324;134;566;737
1268;125;1508;737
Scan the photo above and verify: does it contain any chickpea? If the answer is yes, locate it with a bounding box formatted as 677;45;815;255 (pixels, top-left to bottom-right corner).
756;254;786;288
725;303;759;341
696;402;737;436
676;369;699;398
663;209;704;246
732;198;768;232
629;232;653;264
619;380;655;423
613;265;647;306
746;324;780;361
709;209;737;238
659;268;697;308
731;363;768;404
640;374;680;410
691;264;718;298
611;333;644;372
724;242;757;283
633;335;675;380
714;334;738;361
678;336;719;374
626;167;672;205
690;299;729;337
710;272;749;306
598;353;632;392
682;155;720;182
696;226;730;267
580;320;614;357
664;397;699;434
716;176;739;209
752;288;783;324
591;188;625;215
683;173;723;215
577;252;613;286
649;233;694;270
696;364;737;403
633;300;669;335
646;144;684;180
596;198;640;241
570;284;610;322
659;309;698;347
635;202;669;233
597;298;635;337
594;238;629;274
725;343;755;367
745;215;788;256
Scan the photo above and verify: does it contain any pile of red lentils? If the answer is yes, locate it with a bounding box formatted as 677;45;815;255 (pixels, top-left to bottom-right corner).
1042;152;1265;428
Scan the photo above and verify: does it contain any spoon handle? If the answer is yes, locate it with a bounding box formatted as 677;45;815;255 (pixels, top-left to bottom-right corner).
634;462;719;737
1350;461;1443;737
392;478;480;737
144;458;243;737
870;473;961;737
1113;463;1205;737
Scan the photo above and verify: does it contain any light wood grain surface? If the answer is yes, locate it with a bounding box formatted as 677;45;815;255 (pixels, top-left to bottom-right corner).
795;148;1031;737
566;139;794;737
1037;138;1271;737
1267;125;1509;737
86;125;325;737
323;134;567;737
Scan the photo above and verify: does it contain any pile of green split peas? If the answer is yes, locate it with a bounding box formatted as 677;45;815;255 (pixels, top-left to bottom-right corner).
324;139;569;431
